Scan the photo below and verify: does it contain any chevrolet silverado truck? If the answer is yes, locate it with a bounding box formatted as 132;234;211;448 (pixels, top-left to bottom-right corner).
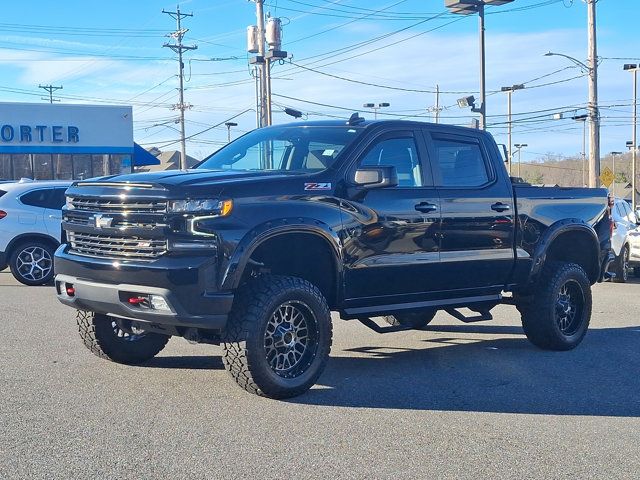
54;117;613;399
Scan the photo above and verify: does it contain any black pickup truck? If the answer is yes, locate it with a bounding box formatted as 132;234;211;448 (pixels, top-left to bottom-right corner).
54;117;613;398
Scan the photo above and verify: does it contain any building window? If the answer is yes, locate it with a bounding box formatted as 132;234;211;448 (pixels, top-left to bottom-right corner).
33;154;54;180
91;154;110;178
73;154;92;180
53;154;73;180
0;154;11;179
12;154;32;179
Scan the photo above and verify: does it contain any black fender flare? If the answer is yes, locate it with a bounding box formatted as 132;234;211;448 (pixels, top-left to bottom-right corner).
220;217;343;293
528;219;600;284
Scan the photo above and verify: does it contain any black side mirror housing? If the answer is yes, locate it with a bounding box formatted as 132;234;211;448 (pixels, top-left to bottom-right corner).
353;166;398;189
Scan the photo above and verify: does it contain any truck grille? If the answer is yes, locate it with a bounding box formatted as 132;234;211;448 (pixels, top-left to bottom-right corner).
68;197;167;214
68;232;166;261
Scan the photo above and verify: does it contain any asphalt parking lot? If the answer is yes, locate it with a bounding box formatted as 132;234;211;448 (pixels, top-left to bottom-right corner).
1;270;639;479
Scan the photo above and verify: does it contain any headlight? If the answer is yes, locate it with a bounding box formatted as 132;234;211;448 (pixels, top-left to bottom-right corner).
65;196;75;210
168;199;233;215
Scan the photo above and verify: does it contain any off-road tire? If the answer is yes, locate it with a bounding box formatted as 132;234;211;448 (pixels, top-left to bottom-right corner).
9;240;56;286
76;310;170;364
384;310;437;329
521;262;592;351
612;245;629;283
222;275;332;399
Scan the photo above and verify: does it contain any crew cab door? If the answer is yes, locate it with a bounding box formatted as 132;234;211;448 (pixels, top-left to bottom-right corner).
423;129;515;292
340;129;441;304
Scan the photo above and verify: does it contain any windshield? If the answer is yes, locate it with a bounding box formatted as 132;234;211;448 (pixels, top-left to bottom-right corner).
198;125;363;173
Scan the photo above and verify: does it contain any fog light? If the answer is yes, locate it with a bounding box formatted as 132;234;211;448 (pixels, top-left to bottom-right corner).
150;295;171;312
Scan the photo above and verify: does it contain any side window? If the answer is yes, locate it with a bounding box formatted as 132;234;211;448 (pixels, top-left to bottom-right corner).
49;188;67;209
622;202;635;222
20;188;52;208
359;137;423;187
432;138;489;187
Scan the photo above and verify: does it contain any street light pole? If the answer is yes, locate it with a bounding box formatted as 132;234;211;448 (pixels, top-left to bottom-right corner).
225;122;238;143
572;114;588;186
610;151;623;197
624;64;638;211
514;143;527;179
363;102;390;119
445;0;514;130
501;84;524;175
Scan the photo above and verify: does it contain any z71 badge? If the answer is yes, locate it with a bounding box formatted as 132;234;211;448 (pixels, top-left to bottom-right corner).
304;183;332;191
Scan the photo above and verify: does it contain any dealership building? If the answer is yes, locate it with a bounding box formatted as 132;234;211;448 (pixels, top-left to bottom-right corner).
0;102;158;181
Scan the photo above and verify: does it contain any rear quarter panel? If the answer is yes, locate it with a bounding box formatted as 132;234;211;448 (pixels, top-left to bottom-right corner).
512;185;610;285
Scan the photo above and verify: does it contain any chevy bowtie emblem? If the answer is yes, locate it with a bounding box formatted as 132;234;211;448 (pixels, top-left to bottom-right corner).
92;214;114;229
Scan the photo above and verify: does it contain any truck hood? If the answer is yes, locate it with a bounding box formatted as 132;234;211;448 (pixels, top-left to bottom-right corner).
77;169;300;190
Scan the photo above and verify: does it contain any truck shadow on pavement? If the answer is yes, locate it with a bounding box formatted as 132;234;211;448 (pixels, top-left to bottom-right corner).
142;355;224;370
292;325;640;417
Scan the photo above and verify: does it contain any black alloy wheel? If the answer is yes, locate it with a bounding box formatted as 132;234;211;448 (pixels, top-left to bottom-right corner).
264;300;319;379
521;262;592;351
223;275;332;399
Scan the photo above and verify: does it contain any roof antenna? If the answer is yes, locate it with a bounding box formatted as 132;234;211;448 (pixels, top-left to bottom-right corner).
347;112;365;126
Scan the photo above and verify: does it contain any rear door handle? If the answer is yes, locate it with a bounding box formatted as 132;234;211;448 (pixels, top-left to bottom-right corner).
415;202;438;213
491;202;510;212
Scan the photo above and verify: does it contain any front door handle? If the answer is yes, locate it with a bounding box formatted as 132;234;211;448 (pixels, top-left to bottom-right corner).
491;202;510;212
415;202;438;213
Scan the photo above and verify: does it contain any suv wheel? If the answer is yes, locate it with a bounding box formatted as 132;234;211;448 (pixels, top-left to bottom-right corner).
612;245;629;283
222;275;332;399
384;310;436;329
9;241;56;286
77;310;170;364
521;262;592;351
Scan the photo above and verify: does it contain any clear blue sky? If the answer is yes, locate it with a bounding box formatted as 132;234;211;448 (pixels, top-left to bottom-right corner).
0;0;638;164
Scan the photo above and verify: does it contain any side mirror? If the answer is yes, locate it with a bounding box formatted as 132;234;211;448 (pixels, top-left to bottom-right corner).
354;166;398;189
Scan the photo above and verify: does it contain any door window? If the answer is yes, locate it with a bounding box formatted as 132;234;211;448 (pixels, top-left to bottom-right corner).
20;189;52;208
359;137;423;187
431;138;489;187
49;188;67;209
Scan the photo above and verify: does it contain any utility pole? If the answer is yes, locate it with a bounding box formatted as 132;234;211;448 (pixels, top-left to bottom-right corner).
163;6;197;170
428;85;442;123
501;84;524;175
587;0;600;187
624;64;638;210
39;84;62;103
248;2;288;129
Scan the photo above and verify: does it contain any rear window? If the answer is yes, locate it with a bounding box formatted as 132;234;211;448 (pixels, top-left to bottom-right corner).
20;189;52;208
0;190;6;198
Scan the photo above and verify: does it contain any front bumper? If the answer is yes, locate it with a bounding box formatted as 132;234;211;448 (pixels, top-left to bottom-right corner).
54;246;233;330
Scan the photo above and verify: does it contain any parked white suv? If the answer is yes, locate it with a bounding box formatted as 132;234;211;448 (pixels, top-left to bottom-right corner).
609;198;640;282
0;180;71;285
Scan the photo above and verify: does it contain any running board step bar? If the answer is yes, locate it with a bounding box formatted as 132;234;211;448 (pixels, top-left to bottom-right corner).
356;317;411;334
445;308;493;323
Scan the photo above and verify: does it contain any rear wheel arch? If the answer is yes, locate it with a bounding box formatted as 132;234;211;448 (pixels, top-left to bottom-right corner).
533;223;600;285
6;233;60;257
